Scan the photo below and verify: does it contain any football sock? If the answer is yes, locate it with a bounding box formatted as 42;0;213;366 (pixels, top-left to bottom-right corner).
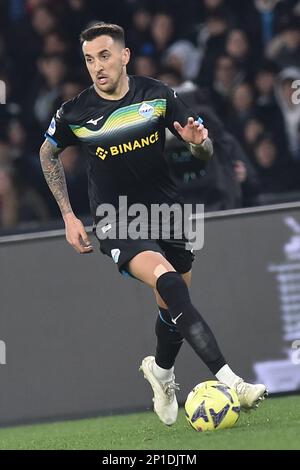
152;361;174;383
215;364;240;387
155;307;184;370
156;272;226;375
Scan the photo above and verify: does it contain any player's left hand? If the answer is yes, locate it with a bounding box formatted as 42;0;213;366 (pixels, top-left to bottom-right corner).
173;117;208;145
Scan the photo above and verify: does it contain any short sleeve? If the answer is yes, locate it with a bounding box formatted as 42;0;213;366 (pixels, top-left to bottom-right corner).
164;86;202;139
45;105;78;149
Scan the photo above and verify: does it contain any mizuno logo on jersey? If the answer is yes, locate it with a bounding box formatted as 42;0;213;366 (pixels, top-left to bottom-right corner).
95;131;159;160
87;116;104;125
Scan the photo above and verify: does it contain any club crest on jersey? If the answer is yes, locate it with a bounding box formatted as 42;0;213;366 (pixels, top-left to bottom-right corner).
138;102;154;119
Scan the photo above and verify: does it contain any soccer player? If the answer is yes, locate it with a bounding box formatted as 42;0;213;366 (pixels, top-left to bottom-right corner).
40;23;267;426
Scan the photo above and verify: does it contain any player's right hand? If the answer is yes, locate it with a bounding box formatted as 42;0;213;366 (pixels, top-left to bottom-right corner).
64;213;93;254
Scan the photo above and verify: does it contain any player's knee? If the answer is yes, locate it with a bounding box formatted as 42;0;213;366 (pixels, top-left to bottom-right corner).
156;271;191;314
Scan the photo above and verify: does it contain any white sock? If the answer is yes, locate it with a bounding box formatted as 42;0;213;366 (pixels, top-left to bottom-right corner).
215;364;241;387
152;361;174;383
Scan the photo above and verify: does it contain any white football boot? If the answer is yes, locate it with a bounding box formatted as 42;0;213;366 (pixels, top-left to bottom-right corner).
139;356;179;425
233;377;268;410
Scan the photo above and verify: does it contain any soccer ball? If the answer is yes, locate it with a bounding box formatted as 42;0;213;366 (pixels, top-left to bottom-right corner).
185;380;240;432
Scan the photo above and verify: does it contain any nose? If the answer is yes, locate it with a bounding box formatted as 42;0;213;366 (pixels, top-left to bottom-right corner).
94;59;103;73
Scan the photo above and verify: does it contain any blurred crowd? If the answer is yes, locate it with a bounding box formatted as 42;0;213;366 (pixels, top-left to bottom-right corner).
0;0;300;232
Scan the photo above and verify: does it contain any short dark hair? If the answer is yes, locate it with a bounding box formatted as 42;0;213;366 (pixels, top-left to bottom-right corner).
80;23;125;45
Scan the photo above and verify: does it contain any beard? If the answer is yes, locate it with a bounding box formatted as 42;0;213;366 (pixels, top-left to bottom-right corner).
95;69;123;96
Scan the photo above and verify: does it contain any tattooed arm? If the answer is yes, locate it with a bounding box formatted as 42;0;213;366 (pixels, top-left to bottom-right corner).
189;138;213;162
40;139;93;254
40;139;72;217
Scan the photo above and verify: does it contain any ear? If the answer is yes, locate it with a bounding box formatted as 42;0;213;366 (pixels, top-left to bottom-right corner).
122;48;130;66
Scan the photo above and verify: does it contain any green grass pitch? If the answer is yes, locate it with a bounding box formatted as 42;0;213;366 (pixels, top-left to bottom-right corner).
0;396;299;450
